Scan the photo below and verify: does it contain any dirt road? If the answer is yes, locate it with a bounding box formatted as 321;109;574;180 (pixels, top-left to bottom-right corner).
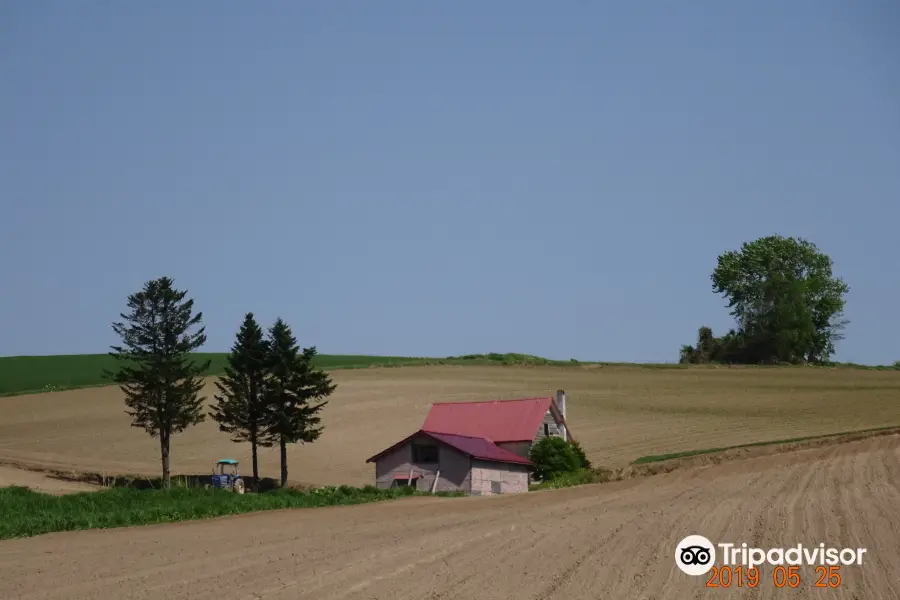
2;435;898;600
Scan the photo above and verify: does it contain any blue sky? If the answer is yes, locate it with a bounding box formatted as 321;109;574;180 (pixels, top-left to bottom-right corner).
1;1;898;363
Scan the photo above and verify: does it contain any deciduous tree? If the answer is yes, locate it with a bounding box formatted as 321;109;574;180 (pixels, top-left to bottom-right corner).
104;277;210;488
209;312;271;490
711;235;849;364
681;236;849;365
262;318;336;487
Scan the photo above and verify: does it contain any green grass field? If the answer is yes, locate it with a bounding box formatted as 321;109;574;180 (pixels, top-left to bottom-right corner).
1;352;895;397
0;353;426;396
0;484;461;540
0;352;583;396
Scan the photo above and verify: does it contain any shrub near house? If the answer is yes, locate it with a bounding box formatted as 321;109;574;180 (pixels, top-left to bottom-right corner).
529;437;590;481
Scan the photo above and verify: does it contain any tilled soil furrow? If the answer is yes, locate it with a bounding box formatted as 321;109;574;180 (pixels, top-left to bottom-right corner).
2;436;900;600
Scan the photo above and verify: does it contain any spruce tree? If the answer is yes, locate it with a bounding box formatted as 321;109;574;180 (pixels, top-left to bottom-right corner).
104;277;210;488
262;318;336;487
209;312;271;490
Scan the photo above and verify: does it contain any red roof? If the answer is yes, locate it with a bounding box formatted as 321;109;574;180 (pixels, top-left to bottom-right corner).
366;430;533;466
426;432;532;465
421;397;553;442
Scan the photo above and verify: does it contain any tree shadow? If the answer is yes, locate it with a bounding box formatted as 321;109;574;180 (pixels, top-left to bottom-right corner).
46;470;285;493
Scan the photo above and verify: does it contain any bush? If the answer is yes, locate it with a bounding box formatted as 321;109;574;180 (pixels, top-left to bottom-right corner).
570;439;592;469
529;437;588;480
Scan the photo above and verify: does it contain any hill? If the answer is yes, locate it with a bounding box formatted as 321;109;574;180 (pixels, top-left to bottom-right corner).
0;352;585;396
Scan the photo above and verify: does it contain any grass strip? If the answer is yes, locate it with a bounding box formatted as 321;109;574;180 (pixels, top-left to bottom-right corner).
0;352;593;397
0;353;430;396
3;352;897;397
631;424;900;465
529;468;615;491
0;484;461;540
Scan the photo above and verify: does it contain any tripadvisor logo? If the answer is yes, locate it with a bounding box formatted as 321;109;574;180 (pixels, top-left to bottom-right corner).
676;535;716;576
675;535;868;575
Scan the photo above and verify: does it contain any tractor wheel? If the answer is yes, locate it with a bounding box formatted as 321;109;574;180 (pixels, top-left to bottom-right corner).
233;479;245;494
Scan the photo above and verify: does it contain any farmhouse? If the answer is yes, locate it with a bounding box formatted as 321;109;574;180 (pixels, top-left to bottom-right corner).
366;390;572;495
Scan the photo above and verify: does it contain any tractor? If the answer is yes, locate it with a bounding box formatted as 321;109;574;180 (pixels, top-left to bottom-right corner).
210;459;245;494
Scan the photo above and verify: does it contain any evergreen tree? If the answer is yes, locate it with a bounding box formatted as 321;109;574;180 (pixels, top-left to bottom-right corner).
262;318;336;487
209;312;271;490
104;277;210;488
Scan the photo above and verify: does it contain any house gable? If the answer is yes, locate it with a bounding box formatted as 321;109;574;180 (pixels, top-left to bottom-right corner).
366;430;532;466
371;433;473;493
533;410;559;443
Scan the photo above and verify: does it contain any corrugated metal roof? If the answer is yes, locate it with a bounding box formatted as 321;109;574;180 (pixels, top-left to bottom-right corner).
426;432;532;465
365;430;532;466
421;397;553;442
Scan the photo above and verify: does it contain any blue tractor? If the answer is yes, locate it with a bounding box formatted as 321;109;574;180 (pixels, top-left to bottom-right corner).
210;459;245;494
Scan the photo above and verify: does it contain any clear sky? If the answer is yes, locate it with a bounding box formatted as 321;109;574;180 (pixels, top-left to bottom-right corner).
1;1;898;364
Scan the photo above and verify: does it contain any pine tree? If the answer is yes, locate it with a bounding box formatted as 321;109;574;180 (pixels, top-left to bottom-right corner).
104;277;210;488
209;312;271;490
262;318;336;487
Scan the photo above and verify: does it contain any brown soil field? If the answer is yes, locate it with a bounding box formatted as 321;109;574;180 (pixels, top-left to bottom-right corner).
0;465;97;495
1;365;899;486
2;433;898;599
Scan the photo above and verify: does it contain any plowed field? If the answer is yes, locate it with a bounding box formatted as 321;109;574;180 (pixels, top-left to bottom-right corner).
1;365;899;485
2;434;899;599
0;465;96;495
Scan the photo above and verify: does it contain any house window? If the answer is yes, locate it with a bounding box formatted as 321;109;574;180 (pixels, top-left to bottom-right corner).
412;443;439;463
543;423;550;437
393;477;420;488
491;481;502;494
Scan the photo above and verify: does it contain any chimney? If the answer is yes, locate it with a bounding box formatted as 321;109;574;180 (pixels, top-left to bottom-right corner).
556;389;567;441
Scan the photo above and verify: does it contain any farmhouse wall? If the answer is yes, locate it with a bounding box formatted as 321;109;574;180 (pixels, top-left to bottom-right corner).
470;461;529;495
373;444;412;488
497;441;532;459
428;445;472;493
532;409;561;443
373;437;472;493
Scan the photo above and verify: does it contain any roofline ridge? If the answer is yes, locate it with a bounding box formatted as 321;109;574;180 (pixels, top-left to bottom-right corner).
422;430;496;443
430;396;553;406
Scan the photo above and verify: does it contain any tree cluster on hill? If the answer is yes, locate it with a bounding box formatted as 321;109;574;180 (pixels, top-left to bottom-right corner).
210;313;336;489
680;235;850;366
105;277;336;489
